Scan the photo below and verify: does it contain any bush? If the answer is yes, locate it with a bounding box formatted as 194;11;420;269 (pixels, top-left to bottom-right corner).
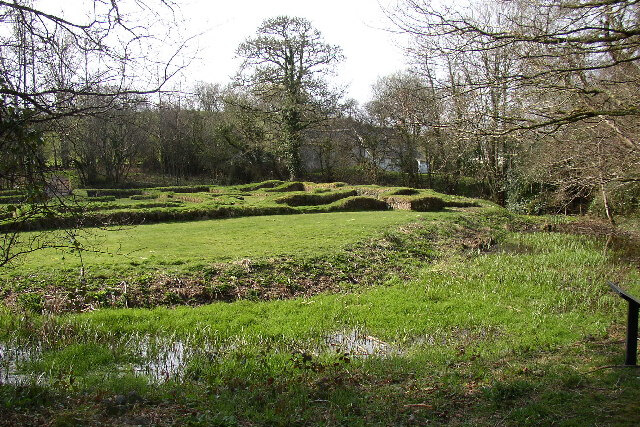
327;196;389;212
275;189;357;206
17;292;44;313
590;182;640;217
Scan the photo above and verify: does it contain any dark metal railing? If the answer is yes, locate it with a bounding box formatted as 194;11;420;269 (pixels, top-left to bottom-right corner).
608;282;639;366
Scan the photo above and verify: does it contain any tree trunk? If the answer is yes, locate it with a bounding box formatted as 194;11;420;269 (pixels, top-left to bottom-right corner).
601;182;615;225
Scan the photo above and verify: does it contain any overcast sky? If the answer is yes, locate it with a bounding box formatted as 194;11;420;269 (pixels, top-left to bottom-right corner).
179;0;409;104
43;0;410;105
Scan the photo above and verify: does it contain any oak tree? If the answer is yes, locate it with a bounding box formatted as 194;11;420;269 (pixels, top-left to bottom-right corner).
236;16;344;179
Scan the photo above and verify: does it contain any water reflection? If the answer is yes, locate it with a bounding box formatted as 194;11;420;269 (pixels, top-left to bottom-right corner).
132;338;188;382
0;341;41;385
1;329;399;385
325;330;394;356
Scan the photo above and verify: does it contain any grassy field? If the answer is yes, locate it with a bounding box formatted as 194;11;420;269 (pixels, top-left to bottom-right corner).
2;211;424;274
1;183;639;426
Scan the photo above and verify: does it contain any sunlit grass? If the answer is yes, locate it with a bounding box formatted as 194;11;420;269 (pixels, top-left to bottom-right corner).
68;232;618;348
1;208;639;426
2;210;424;277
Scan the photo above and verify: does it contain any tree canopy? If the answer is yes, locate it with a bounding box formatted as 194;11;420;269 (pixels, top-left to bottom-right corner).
236;16;344;179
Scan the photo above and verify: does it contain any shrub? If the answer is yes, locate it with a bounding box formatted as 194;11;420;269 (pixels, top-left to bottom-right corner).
18;292;44;313
589;182;640;217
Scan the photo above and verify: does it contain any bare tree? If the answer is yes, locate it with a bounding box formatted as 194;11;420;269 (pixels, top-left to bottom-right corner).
389;0;640;128
388;0;640;209
0;0;185;265
367;72;436;183
0;0;185;119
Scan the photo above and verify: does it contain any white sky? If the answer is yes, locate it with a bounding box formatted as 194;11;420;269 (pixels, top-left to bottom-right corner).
41;0;410;105
179;0;409;104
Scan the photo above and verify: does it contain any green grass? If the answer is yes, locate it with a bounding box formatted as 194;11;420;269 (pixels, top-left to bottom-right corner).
1;186;638;425
62;231;616;344
2;211;423;277
2;226;638;425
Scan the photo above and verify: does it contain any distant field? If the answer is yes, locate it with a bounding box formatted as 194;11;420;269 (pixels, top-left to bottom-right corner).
0;181;483;232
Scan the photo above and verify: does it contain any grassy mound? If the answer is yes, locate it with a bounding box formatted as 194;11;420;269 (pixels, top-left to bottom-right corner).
386;195;445;211
327;196;389;211
129;194;157;201
383;187;421;196
0;195;30;204
264;181;306;192
0;184;482;232
86;196;117;202
0;189;25;196
275;189;357;206
84;185;211;198
85;188;144;197
443;200;481;208
0;205;299;232
235;180;284;191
